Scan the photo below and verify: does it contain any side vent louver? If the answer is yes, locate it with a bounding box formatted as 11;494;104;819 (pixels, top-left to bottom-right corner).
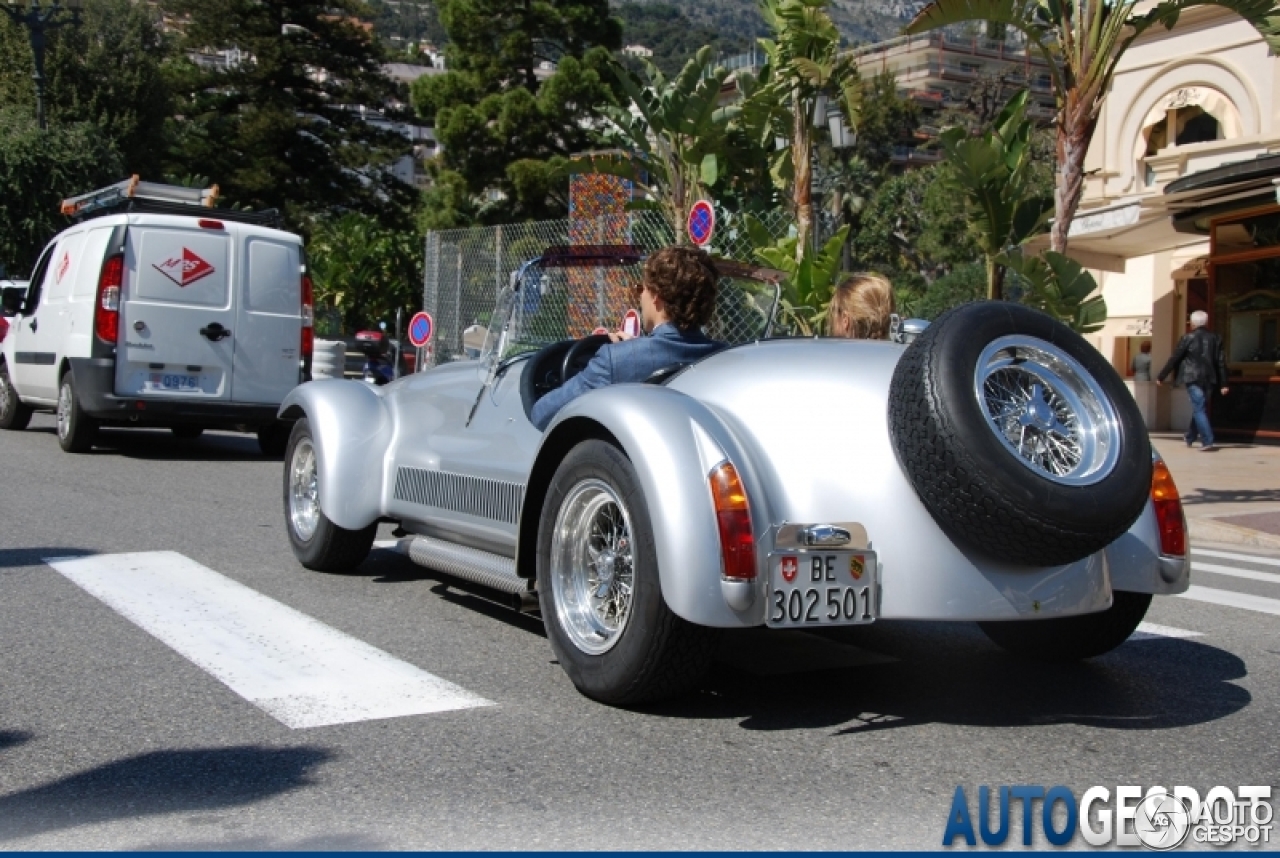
394;467;524;524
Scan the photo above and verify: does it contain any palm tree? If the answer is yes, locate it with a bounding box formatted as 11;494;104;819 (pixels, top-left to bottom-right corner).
937;90;1051;298
757;0;861;259
905;0;1280;254
573;47;731;243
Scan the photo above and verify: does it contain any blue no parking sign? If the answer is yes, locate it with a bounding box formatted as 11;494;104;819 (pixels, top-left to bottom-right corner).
687;200;715;247
408;311;434;348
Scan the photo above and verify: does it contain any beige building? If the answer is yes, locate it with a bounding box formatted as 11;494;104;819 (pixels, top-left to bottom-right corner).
1060;5;1280;441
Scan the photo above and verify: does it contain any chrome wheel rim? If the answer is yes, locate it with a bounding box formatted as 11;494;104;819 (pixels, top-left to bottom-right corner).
974;335;1121;486
550;478;635;655
289;437;320;541
56;382;71;440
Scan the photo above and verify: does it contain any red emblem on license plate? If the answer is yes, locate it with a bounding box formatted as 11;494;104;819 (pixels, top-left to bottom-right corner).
781;556;798;582
850;555;865;581
153;247;216;287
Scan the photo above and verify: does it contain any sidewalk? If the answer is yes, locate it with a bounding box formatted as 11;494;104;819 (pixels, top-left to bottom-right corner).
1150;433;1280;549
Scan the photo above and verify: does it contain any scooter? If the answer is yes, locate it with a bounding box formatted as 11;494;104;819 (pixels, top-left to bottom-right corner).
355;321;401;386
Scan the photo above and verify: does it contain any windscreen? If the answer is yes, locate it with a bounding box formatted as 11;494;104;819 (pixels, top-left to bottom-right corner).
483;257;779;363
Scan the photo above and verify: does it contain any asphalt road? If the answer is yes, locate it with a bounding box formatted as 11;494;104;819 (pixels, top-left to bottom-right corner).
1;415;1277;849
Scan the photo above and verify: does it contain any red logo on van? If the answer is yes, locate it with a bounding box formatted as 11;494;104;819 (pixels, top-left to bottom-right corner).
55;252;70;284
153;248;215;287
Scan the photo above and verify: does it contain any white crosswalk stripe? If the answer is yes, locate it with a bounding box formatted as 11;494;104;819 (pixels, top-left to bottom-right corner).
1130;622;1203;640
1178;585;1280;617
1192;548;1280;568
46;551;493;729
1191;561;1280;585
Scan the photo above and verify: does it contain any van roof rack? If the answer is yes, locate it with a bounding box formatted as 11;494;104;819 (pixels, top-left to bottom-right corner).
59;176;282;228
61;176;219;217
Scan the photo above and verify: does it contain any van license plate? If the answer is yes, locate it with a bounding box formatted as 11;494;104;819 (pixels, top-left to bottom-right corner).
766;551;878;628
148;373;201;391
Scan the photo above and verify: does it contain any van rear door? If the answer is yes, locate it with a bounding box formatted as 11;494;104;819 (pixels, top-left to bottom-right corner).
232;234;303;404
117;224;234;401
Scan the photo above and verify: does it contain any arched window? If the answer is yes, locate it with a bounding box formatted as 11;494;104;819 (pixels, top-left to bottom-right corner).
1136;88;1241;186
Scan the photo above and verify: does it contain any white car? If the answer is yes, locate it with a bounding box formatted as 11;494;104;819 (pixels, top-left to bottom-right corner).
0;179;311;454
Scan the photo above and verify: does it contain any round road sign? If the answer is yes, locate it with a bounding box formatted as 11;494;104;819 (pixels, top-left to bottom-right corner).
408;311;434;348
687;200;715;246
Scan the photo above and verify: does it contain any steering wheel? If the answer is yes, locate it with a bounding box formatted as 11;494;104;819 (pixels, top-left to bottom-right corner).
560;334;612;385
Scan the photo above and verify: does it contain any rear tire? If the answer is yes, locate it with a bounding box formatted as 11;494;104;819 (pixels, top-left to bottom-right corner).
537;439;719;706
56;372;97;453
258;421;289;457
979;591;1152;661
171;426;204;440
283;418;376;572
0;362;32;431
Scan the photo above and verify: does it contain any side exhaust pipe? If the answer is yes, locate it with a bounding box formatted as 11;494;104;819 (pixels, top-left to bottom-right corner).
389;535;539;612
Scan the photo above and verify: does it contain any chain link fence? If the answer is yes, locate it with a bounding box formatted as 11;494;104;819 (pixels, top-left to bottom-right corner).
423;209;796;364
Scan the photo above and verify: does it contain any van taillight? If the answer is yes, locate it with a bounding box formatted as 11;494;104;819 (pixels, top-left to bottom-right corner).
95;254;124;344
710;462;755;580
300;274;314;359
1151;459;1187;556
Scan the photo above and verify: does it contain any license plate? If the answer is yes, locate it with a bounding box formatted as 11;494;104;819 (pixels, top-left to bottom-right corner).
766;551;878;628
147;373;201;391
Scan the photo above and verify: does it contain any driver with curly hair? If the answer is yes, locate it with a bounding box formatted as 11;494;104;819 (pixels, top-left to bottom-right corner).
531;246;725;430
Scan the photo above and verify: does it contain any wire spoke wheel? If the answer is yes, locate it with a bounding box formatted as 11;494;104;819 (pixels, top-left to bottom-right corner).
550;478;635;655
975;336;1121;487
288;436;320;541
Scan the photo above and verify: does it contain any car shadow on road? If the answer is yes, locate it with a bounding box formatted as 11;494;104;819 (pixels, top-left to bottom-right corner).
14;424;278;463
0;547;95;569
0;745;333;844
649;622;1250;734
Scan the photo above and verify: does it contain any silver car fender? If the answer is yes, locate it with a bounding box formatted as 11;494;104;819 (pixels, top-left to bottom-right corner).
535;384;761;629
279;379;391;531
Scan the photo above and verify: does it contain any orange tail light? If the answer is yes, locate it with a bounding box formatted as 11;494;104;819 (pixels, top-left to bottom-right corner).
709;462;755;580
1151;458;1187;556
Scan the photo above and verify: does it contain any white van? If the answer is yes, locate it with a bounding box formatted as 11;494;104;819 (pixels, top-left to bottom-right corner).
0;179;312;454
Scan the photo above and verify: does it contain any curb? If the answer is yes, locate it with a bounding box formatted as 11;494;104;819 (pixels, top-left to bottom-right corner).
1188;517;1280;550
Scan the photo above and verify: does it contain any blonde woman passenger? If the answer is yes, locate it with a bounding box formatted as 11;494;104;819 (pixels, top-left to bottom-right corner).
827;273;895;339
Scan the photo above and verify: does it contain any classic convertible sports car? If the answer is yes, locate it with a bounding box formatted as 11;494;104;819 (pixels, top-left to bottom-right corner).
278;245;1190;705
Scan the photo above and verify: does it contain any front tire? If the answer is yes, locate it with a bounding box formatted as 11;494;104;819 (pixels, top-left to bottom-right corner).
0;362;32;431
56;372;97;453
537;439;719;706
979;591;1152;661
283;418;376;572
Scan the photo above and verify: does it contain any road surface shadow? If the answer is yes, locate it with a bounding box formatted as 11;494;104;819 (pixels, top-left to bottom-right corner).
0;745;332;843
0;547;95;569
0;731;33;752
1182;487;1280;505
93;428;277;463
649;622;1249;733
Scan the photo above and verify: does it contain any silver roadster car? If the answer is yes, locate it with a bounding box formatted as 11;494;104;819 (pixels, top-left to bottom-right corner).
278;245;1190;706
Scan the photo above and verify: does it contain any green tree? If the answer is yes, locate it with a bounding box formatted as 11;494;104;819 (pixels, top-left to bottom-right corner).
905;0;1280;254
756;0;860;258
936;90;1052;299
162;0;416;229
850;71;919;172
0;0;175;177
308;212;423;334
411;0;621;223
574;47;731;241
0;108;122;275
615;3;748;76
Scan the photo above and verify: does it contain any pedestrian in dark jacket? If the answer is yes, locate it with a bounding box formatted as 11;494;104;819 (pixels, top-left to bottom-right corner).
1156;310;1230;450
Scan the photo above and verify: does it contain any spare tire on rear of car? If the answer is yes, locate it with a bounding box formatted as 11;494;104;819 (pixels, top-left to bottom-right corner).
888;302;1151;567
